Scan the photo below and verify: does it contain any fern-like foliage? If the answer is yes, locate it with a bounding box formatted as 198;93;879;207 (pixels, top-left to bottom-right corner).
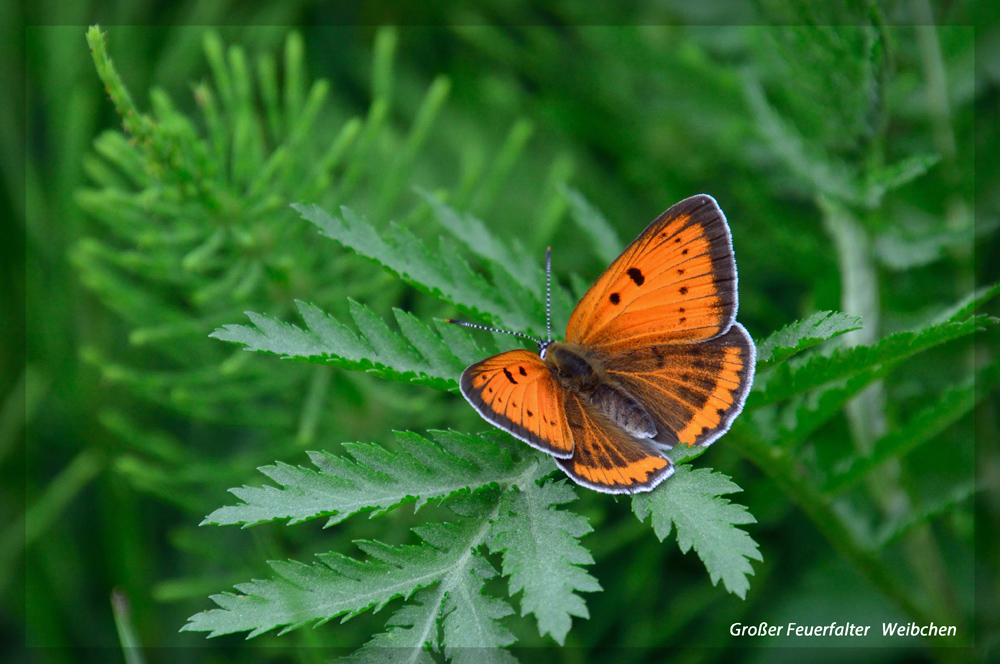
204;430;529;527
184;506;512;644
185;431;600;658
632;466;762;599
754;310;862;366
486;462;601;644
295;203;543;334
211;192;594;390
210;300;482;392
750;309;989;406
826;357;998;494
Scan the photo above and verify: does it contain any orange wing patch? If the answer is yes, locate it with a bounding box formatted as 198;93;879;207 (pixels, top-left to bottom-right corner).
603;323;756;448
459;349;574;458
567;195;737;353
554;393;674;494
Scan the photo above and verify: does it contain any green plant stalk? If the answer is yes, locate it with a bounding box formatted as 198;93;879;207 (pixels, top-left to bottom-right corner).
0;366;47;466
820;198;966;654
111;588;147;664
0;449;105;596
531;153;575;253
374;74;451;220
913;8;972;304
283;31;305;132
911;13;972;635
473;118;534;214
295;365;331;447
912;8;955;163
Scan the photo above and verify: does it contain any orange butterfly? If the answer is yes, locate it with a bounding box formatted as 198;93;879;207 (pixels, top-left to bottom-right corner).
449;195;755;494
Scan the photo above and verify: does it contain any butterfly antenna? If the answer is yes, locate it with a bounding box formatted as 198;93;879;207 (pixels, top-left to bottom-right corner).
545;246;553;343
445;319;544;346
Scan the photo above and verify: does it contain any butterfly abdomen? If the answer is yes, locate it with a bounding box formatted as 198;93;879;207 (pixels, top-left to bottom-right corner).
591;383;657;439
545;343;657;439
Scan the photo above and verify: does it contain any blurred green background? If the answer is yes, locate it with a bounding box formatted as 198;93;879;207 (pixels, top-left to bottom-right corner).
6;1;998;662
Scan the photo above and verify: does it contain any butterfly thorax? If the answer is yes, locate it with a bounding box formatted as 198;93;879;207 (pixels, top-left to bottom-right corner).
544;342;658;439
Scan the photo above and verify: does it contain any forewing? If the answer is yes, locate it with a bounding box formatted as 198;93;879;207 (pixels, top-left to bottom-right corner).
567;194;738;353
554;392;674;494
459;349;574;458
604;323;756;448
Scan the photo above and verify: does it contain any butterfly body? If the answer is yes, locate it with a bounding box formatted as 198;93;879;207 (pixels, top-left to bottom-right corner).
455;195;755;494
543;342;658;441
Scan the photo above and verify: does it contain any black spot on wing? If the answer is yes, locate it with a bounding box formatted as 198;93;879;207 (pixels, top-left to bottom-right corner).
502;368;517;384
627;267;645;286
518;366;527;376
680;286;688;295
609;293;621;305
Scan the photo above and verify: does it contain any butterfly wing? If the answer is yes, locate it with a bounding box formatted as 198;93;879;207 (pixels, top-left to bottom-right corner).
554;392;674;494
567;194;738;353
459;349;574;458
604;323;755;448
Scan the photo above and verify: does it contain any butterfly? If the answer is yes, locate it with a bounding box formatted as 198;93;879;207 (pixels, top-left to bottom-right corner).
448;194;755;494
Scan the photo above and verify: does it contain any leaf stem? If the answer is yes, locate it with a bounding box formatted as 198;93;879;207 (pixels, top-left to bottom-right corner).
111;588;147;664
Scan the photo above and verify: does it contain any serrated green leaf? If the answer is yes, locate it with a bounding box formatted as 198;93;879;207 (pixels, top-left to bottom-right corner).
416;187;541;296
337;587;441;664
203;431;537;527
632;465;761;599
442;554;518;664
210;300;473;391
864;153;940;208
755;310;862;366
394;309;462;376
751;313;992;407
747;368;880;449
932;282;1000;325
181;519;483;639
560;185;623;265
826;358;997;493
294;203;541;332
187;454;544;644
873;480;977;548
359;511;521;664
487;461;600;645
